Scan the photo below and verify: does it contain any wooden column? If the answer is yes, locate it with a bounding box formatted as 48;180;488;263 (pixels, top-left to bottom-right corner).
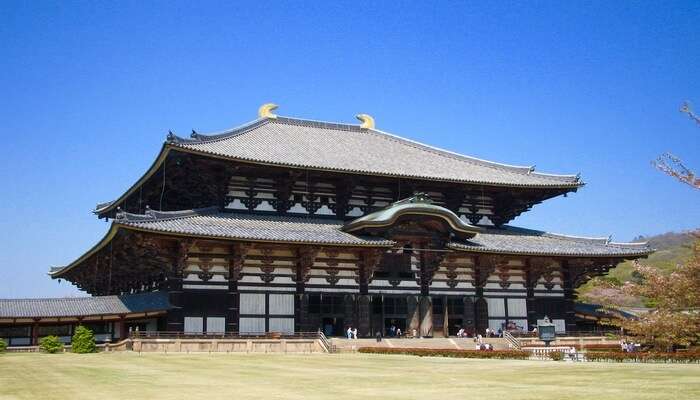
117;316;126;341
226;243;249;333
31;320;39;346
419;296;433;337
166;239;191;332
357;295;371;337
407;295;420;337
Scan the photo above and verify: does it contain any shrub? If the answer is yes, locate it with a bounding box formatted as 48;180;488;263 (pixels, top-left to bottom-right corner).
585;351;700;363
71;325;96;354
549;351;564;361
0;338;7;353
358;347;530;360
39;336;64;354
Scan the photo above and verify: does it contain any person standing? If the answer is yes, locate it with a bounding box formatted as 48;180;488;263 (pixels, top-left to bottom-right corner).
347;326;353;339
352;327;358;339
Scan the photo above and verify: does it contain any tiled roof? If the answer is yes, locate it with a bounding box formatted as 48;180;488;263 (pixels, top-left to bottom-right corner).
168;116;582;188
449;226;653;257
115;207;395;246
0;292;171;318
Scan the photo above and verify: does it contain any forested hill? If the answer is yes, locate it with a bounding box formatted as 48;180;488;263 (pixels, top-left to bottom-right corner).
578;230;697;306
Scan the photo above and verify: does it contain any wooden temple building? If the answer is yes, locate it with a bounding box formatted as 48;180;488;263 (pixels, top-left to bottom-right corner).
0;104;652;345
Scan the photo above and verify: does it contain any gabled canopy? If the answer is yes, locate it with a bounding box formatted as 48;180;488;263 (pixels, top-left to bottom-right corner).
342;193;481;240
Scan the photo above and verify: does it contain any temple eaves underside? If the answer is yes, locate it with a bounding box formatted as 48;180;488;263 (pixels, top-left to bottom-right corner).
51;204;652;296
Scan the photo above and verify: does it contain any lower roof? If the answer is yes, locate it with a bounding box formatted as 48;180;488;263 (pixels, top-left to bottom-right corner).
50;207;653;279
0;292;171;319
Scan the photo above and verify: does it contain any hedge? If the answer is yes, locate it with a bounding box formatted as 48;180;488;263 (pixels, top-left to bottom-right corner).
0;338;7;353
39;336;64;354
585;351;700;363
71;325;96;354
358;347;530;360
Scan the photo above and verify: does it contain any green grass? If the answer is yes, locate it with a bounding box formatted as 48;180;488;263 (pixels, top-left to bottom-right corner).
0;352;698;400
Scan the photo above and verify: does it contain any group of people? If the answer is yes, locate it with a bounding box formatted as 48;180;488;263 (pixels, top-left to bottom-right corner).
621;340;640;353
346;326;358;339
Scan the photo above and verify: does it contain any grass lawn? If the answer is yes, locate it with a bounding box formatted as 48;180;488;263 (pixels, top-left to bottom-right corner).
1;352;698;400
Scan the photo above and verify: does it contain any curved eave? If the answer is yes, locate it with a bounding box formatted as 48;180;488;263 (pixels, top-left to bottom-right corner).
447;242;654;259
94;144;172;217
343;204;481;238
51;222;394;279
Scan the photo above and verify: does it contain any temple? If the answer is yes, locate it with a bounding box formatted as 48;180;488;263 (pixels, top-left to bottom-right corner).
0;104;652;346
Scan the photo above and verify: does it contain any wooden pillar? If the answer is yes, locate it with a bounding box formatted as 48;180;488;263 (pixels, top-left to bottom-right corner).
407;295;420;337
560;260;577;333
462;296;475;334
357;295;371;337
419;296;433;337
31;320;39;346
525;267;538;330
117;316;126;341
167;240;191;332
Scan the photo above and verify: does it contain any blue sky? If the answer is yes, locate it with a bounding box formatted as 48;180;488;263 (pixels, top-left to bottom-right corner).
1;1;699;298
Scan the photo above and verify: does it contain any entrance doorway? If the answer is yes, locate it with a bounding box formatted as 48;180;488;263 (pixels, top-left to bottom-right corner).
384;318;406;337
322;317;344;337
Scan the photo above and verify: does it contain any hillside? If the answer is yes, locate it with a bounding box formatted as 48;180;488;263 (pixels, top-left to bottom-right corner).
577;230;697;306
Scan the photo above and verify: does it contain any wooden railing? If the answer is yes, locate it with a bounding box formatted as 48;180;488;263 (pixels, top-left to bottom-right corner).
503;330;521;350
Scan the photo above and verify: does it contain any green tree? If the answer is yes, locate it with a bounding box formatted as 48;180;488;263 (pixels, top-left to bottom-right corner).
39;336;64;354
601;236;700;351
71;325;96;354
0;338;7;353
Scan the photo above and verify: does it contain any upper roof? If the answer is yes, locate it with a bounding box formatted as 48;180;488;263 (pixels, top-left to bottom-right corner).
0;292;171;319
167;115;583;188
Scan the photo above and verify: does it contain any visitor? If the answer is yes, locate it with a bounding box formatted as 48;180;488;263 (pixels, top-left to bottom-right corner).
396;328;402;338
375;330;382;342
347;326;353;339
389;324;396;337
352;327;358;339
568;346;577;361
621;340;627;352
412;329;417;338
457;328;465;338
532;326;538;336
477;334;483;344
497;328;503;338
485;327;491;337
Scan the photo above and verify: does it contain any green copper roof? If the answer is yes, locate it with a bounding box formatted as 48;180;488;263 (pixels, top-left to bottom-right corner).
342;193;481;238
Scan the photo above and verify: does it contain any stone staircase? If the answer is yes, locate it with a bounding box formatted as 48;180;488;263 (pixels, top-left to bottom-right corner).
330;337;511;353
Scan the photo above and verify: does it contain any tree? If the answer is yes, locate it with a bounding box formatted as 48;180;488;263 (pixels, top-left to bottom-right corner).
652;102;700;189
71;325;96;354
39;336;64;354
0;338;7;353
601;234;700;351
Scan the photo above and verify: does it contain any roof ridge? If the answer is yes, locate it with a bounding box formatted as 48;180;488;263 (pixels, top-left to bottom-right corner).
498;225;650;246
0;296;110;301
365;127;579;182
115;206;219;223
174;114;580;183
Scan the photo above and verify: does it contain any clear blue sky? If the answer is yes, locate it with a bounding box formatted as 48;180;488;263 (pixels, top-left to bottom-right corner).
1;1;699;298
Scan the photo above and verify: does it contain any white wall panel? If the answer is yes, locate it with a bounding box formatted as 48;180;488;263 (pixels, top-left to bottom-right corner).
206;317;226;333
269;294;294;315
488;319;505;332
184;317;203;333
507;298;527;317
268;318;295;334
486;298;506;317
240;293;266;314
239;317;265;334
